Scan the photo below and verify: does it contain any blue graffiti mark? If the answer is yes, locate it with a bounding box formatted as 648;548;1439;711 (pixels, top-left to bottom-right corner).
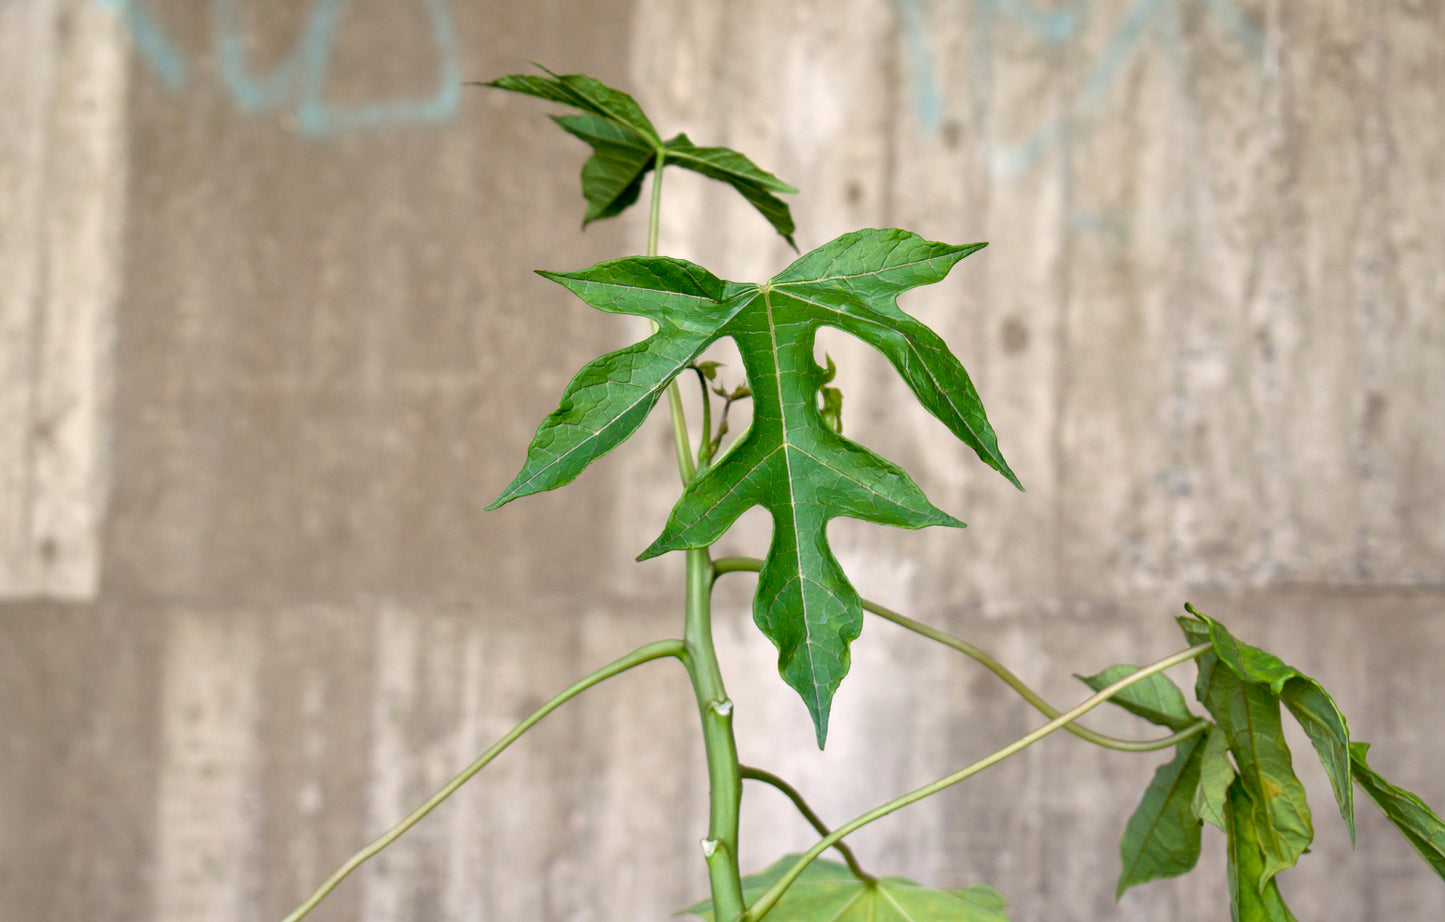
94;0;186;89
899;0;1266;174
97;0;460;137
981;0;1089;44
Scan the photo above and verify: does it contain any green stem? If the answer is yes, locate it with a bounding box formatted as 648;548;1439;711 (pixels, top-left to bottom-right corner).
710;557;1203;752
279;638;686;922
645;149;697;485
693;366;716;468
740;766;873;883
645;146;742;917
684;548;746;921
648;147;665;258
741;643;1213;922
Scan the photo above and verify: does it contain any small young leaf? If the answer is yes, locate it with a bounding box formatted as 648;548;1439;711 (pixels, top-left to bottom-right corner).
1116;734;1207;897
1182;606;1355;841
1193;724;1235;832
1181;616;1313;888
1350;742;1445;879
818;355;844;433
664;133;799;248
1076;664;1199;731
483;66;798;243
1225;781;1301;922
486;67;661;142
683;855;1010;921
551;114;655;224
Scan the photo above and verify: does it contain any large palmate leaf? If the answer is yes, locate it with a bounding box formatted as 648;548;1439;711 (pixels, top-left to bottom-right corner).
491;229;1020;745
484;66;798;244
683;855;1010;922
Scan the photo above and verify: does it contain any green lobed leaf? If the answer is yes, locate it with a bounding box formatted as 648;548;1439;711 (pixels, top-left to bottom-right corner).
1179;617;1313;889
1225;781;1300;922
1350;741;1445;879
494;229;1016;746
1116;734;1207;897
487;258;737;508
683;855;1010;922
1076;664;1199;732
1193;724;1235;832
1183;605;1355;841
484;66;797;243
641;229;1017;745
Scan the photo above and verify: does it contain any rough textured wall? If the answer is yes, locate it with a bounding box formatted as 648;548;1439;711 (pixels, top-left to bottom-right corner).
1;1;1441;920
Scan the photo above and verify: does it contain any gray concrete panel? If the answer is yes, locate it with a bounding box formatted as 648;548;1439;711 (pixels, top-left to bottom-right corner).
2;0;1442;920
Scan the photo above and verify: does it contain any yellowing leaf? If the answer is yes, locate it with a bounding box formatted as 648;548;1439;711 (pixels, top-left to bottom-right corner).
1225;781;1300;922
1179;617;1313;888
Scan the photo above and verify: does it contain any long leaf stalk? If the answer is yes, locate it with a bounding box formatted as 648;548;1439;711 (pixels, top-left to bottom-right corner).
739;642;1214;922
711;556;1204;753
740;766;873;883
279;638;686;922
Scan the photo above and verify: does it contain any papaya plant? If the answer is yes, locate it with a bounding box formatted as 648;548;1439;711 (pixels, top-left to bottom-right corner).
280;66;1445;922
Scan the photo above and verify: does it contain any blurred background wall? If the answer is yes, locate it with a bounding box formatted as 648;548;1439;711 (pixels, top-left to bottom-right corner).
2;1;1442;919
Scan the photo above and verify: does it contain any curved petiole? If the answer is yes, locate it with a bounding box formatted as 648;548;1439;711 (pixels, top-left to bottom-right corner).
739;642;1213;922
740;766;873;883
280;637;688;922
711;557;1205;752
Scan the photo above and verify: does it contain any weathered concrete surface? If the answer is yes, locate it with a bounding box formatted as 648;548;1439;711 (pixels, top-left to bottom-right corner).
2;1;1442;920
0;0;127;599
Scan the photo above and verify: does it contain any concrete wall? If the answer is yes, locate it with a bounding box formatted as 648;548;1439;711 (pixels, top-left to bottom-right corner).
2;1;1441;920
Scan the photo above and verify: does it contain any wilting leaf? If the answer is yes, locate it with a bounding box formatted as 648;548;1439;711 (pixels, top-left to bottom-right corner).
1183;606;1354;841
1225;781;1300;922
1180;617;1313;888
1193;724;1235;832
493;229;1018;746
684;855;1010;921
1077;664;1200;731
1350;742;1445;879
1116;734;1206;897
485;66;797;244
1281;678;1353;841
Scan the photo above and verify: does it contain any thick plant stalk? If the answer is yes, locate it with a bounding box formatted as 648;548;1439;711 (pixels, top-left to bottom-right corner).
644;154;747;920
686;548;746;920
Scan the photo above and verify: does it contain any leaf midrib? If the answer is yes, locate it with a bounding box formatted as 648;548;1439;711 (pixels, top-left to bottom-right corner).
760;283;827;707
